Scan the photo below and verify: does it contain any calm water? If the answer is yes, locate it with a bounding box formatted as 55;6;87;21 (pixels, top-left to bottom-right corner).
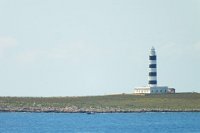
0;112;200;133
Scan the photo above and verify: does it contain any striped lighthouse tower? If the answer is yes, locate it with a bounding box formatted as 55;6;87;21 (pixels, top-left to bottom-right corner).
148;47;157;87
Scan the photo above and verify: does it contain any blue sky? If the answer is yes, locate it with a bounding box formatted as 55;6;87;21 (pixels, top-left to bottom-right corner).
0;0;199;96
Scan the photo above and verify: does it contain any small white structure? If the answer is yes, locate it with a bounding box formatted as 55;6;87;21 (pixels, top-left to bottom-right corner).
134;86;168;94
134;47;175;94
168;88;175;93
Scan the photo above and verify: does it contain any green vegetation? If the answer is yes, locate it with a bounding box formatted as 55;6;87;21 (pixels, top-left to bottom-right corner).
0;93;200;112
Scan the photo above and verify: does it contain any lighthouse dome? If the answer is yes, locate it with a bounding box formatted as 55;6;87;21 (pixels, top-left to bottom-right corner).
150;47;156;55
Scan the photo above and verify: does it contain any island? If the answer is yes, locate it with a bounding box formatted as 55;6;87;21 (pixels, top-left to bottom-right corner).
0;93;200;113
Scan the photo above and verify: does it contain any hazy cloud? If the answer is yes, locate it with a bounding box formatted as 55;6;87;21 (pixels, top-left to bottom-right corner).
193;41;200;51
158;41;200;60
159;42;185;59
15;41;102;64
0;36;16;47
0;36;17;57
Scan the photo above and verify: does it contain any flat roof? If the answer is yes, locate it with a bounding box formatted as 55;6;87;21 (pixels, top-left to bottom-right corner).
135;86;168;90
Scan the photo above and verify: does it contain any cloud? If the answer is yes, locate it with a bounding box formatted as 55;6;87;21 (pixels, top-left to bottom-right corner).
15;41;101;64
158;40;200;61
16;50;39;63
0;36;17;48
193;41;200;51
16;47;70;63
159;42;185;59
0;36;17;57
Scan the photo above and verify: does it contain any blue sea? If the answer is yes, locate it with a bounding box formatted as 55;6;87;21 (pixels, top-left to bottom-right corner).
0;112;200;133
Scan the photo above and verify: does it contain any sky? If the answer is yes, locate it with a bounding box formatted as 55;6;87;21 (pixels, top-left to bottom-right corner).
0;0;199;96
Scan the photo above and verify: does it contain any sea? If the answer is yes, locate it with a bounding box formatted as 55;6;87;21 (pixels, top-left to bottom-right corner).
0;112;200;133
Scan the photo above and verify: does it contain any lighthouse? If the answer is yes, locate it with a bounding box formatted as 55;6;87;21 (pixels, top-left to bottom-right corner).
134;47;175;94
149;47;157;87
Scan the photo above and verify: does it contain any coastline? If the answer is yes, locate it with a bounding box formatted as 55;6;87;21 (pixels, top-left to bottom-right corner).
1;93;200;113
1;110;200;113
1;107;200;113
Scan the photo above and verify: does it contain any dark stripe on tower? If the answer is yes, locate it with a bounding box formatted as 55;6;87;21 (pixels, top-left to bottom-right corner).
149;72;157;76
149;64;156;68
149;80;157;84
149;55;156;60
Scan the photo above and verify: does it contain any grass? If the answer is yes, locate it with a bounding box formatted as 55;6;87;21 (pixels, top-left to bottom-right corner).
0;93;200;111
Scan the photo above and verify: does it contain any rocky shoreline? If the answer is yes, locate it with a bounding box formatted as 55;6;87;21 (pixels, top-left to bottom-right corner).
1;106;200;113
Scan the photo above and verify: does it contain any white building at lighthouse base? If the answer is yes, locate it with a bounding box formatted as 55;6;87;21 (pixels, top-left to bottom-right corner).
134;47;176;94
134;86;169;94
